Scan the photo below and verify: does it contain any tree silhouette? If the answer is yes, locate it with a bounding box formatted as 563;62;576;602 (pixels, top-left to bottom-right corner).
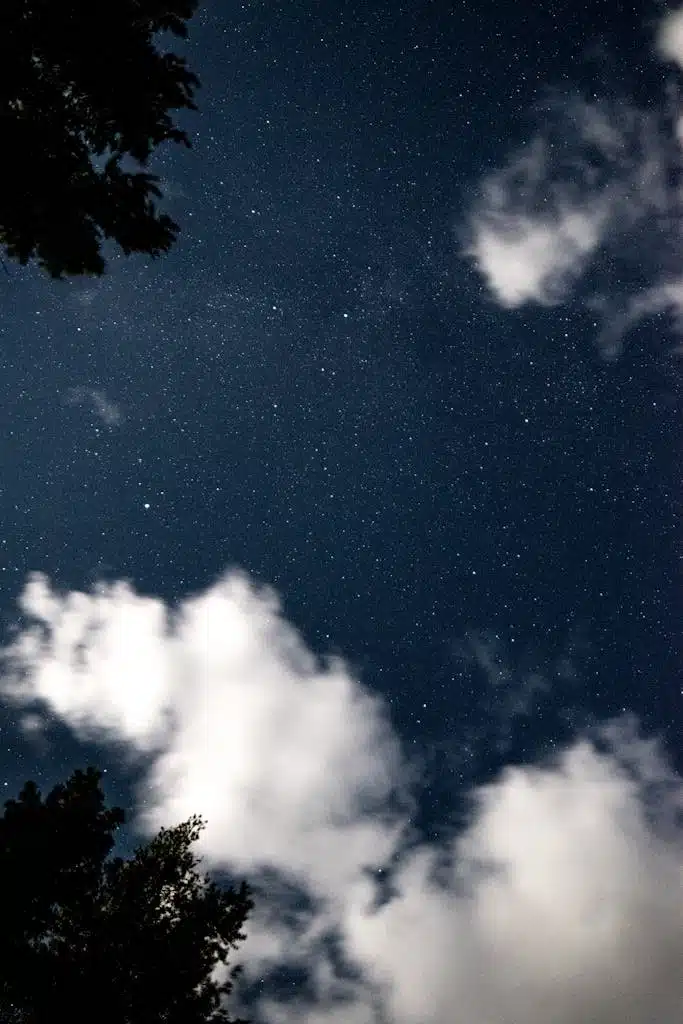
0;1;200;278
0;766;253;1024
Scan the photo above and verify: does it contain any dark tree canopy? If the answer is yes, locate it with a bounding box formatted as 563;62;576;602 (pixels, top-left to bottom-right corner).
0;767;254;1024
0;1;200;278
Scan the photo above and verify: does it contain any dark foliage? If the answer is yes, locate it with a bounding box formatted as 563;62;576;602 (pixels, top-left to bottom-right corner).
0;767;253;1024
0;1;200;277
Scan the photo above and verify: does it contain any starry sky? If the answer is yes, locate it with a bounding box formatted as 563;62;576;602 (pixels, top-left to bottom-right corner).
1;2;683;1023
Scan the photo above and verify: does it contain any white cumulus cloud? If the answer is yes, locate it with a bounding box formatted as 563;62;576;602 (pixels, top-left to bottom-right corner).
1;571;413;899
342;737;683;1024
1;571;682;1024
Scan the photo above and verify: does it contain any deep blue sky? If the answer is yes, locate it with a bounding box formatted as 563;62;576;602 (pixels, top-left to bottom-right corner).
0;0;680;843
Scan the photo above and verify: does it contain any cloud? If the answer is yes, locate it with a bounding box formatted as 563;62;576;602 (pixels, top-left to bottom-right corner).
463;4;683;358
342;738;683;1024
1;572;415;898
658;6;683;71
65;387;124;426
463;138;612;309
418;628;591;783
1;571;682;1024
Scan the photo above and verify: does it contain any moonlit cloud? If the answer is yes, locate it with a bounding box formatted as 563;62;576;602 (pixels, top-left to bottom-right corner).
1;571;414;898
0;571;682;1024
341;738;683;1024
464;3;683;358
463;138;611;309
657;6;683;71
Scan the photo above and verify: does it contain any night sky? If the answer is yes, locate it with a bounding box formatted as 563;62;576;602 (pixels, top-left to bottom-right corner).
1;2;683;1022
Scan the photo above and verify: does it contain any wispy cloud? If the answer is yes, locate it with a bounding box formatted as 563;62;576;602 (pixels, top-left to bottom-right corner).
65;387;124;426
419;628;590;782
0;570;682;1024
464;4;683;359
463;136;612;309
